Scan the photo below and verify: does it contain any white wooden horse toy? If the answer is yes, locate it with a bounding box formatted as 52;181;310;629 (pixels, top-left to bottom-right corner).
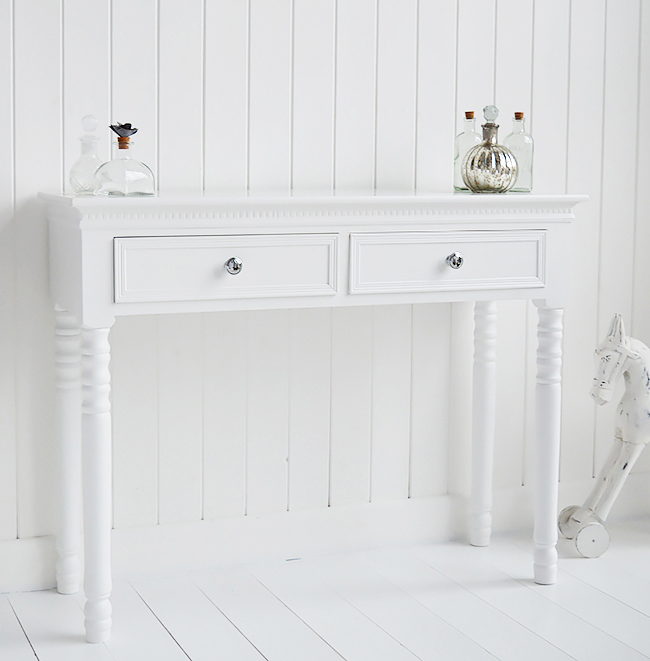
558;314;650;557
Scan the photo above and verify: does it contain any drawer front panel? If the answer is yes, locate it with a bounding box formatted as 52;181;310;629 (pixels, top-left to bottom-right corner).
350;230;546;294
114;234;338;303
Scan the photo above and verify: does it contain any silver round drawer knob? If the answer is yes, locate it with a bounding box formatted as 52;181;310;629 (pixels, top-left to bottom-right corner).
225;256;243;275
446;252;464;269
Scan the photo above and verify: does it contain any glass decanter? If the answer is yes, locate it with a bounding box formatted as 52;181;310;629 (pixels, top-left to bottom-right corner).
462;105;518;193
453;111;481;191
94;123;155;197
69;115;103;196
503;112;534;192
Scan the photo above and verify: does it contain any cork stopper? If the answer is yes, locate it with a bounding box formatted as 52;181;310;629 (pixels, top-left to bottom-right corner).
514;112;524;120
465;111;475;119
117;136;130;149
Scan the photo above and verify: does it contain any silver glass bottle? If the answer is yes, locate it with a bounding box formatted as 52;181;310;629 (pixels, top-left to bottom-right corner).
453;111;481;191
503;112;533;192
462;105;518;194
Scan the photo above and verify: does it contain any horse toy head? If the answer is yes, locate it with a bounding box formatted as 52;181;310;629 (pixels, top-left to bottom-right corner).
591;314;640;405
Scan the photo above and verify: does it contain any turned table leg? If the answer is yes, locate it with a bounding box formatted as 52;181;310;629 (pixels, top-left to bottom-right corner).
469;300;497;547
81;327;113;643
534;304;563;585
54;307;82;595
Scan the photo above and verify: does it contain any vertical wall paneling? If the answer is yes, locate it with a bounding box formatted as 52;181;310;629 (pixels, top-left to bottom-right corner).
334;0;377;191
248;0;292;192
560;0;606;484
329;307;373;506
370;305;412;502
111;0;158;186
110;0;161;526
632;1;650;474
203;0;248;193
13;0;62;539
202;311;248;519
594;0;642;473
455;0;496;129
0;0;16;540
63;0;110;195
245;310;290;516
291;0;335;191
158;315;204;525
409;303;451;499
287;309;332;512
415;0;457;193
111;317;159;529
490;0;533;490
158;0;204;191
374;0;418;191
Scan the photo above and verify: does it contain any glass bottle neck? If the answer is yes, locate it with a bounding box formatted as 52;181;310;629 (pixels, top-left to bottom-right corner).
512;118;526;133
463;117;476;132
112;140;133;159
80;137;98;155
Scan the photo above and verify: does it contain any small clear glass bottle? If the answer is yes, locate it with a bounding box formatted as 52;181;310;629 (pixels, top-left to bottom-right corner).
453;111;482;191
94;123;155;196
503;112;533;192
69;115;102;195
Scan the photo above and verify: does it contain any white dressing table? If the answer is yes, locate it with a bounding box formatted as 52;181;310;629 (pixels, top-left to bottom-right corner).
41;192;586;643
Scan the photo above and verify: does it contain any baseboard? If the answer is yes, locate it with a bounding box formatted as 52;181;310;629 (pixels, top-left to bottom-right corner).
3;474;649;593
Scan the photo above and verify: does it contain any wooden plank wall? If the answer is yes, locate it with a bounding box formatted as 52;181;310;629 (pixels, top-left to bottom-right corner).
0;0;648;548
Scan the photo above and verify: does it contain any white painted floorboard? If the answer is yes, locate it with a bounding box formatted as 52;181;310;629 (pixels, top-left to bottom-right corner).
5;523;650;660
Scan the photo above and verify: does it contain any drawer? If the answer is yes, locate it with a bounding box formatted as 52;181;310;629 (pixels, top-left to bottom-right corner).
114;234;338;303
349;230;545;294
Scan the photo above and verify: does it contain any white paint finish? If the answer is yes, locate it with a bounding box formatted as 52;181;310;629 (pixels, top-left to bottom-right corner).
301;553;494;661
469;301;497;547
62;0;110;196
130;574;266;660
329;306;373;506
561;0;606;483
102;580;189;661
456;0;496;128
530;0;570;193
248;0;292;192
195;566;345;660
374;0;418;191
292;0;335;191
367;546;572;661
245;309;290;516
409;303;451;498
415;0;457;192
493;300;527;490
111;0;158;185
13;0;61;540
250;560;419;661
111;316;159;529
158;0;203;192
0;594;37;661
202;311;248;519
157;314;204;525
334;0;377;191
9;590;113;660
595;0;642;473
204;0;248;193
114;233;338;303
370;304;412;502
288;308;332;512
0;0;16;542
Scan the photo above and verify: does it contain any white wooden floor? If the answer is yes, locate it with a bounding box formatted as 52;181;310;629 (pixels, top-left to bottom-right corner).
4;520;650;660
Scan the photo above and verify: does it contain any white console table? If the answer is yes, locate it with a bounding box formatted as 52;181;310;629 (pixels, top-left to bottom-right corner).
41;192;585;643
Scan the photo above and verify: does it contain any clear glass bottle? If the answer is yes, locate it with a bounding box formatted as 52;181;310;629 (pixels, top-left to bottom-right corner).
462;105;518;194
94;123;155;196
69;115;103;195
503;112;533;192
453;111;482;191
